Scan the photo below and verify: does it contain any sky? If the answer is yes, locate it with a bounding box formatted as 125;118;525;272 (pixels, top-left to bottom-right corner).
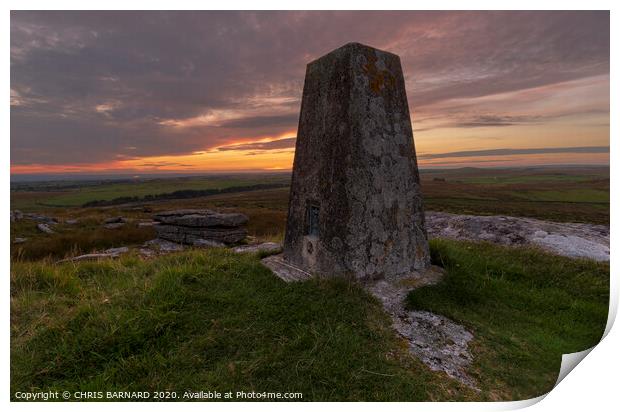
10;11;610;175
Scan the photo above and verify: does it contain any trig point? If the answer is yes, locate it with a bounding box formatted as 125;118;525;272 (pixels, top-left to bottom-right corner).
281;42;430;281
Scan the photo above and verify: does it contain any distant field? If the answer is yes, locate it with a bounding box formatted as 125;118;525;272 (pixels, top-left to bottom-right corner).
454;174;595;185
10;167;610;227
509;189;609;203
11;174;290;210
419;166;608;182
420;167;609;224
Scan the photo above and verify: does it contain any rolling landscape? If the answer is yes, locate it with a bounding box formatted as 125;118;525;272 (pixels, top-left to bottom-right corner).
10;166;610;401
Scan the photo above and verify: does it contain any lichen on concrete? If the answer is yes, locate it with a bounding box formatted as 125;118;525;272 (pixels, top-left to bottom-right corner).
283;42;429;280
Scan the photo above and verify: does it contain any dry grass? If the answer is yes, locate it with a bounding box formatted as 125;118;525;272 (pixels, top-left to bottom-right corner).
12;225;156;261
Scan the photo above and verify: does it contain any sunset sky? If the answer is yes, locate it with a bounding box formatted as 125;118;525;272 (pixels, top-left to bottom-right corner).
10;11;610;175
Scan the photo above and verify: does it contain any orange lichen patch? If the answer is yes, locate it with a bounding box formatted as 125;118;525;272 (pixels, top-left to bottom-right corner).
362;51;396;95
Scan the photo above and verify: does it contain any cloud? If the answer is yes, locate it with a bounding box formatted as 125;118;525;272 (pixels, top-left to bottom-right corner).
419;146;610;160
217;137;297;152
10;11;609;169
451;114;542;128
218;114;299;129
414;114;543;131
137;161;195;168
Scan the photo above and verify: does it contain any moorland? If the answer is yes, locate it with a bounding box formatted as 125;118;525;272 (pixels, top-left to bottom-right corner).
10;166;610;401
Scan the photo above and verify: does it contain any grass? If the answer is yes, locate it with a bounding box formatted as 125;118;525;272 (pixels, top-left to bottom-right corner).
11;242;609;401
12;174;291;209
11;167;610;224
9;167;611;400
509;189;609;203
419;167;609;224
456;174;596;185
12;180;607;263
407;239;609;400
9;197;284;260
11;223;156;261
423;196;610;225
10;249;472;401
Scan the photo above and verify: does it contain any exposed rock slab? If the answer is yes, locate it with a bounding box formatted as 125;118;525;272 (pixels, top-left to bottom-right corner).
426;211;609;262
26;213;58;224
37;223;54;234
57;253;119;263
144;238;185;252
103;222;125;229
139;248;156;257
104;247;129;255
138;221;159;227
155;224;247;245
233;242;282;254
56;246;130;263
154;209;248;227
104;216;127;224
366;270;478;389
261;254;313;282
153;209;248;245
192;239;226;248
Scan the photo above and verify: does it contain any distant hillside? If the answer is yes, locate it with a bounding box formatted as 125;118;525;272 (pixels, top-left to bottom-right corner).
82;183;290;207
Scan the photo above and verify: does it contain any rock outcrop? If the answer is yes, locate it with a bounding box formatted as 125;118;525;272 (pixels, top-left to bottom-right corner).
104;216;127;224
144;238;185;253
37;223;55;234
232;242;282;253
193;239;226;248
23;213;58;225
232;242;282;254
426;212;609;262
103;223;125;229
138;220;159;227
56;247;129;264
10;210;23;222
153;209;248;245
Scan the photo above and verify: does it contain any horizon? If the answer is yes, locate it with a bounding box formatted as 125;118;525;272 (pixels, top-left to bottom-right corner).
11;11;610;174
10;163;610;183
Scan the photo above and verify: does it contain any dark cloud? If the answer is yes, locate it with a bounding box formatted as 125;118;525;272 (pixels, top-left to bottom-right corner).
218;114;299;129
137;162;195;168
217;137;297;152
10;11;609;167
453;115;541;128
414;114;544;131
245;150;295;157
419;146;610;160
